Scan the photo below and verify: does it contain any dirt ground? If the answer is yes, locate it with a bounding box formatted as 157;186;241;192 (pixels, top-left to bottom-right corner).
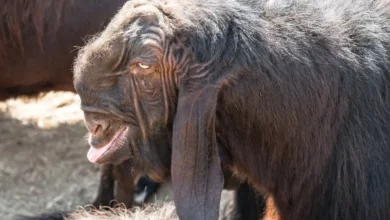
0;91;235;220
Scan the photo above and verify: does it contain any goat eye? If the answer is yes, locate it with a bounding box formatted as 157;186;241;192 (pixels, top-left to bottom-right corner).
137;62;150;69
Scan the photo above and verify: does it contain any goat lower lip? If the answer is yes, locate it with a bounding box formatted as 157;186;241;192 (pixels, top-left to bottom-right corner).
87;127;127;163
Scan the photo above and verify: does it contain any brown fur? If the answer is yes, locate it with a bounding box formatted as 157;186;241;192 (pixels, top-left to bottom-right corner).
0;0;75;59
0;0;126;100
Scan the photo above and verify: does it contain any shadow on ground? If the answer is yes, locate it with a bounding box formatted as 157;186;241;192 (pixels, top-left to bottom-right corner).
0;112;102;219
0;92;101;220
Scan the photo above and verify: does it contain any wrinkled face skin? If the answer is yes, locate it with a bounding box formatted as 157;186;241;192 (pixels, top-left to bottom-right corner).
73;3;178;182
74;2;229;219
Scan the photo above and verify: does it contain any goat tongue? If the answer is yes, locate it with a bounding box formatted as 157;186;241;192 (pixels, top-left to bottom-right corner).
86;128;127;163
87;145;110;163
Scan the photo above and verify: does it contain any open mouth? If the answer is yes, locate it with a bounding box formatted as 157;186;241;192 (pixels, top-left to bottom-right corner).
87;126;129;163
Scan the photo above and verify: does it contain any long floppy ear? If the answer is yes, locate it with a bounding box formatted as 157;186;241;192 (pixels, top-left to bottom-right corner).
172;85;224;220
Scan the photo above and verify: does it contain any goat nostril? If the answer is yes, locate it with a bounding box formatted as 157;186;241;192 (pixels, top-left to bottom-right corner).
92;124;102;135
